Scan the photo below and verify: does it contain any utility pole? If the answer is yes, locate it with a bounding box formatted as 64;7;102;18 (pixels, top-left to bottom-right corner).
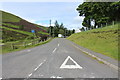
49;20;51;37
53;26;54;37
50;20;51;26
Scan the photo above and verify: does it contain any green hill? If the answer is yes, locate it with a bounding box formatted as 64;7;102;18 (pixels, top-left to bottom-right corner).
67;23;119;60
1;10;49;43
1;11;21;22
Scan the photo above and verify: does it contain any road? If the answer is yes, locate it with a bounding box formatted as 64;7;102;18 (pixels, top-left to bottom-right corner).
2;38;118;78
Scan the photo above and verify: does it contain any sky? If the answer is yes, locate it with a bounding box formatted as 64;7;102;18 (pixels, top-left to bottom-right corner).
1;1;84;30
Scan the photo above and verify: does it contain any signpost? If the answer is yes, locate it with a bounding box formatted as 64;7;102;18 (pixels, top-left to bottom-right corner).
31;30;36;40
31;30;35;33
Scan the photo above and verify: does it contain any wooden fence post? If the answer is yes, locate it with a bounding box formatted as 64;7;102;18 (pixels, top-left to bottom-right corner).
31;40;33;45
11;43;14;50
24;42;26;47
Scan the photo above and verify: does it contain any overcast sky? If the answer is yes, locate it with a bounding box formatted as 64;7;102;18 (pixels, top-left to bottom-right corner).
1;1;84;30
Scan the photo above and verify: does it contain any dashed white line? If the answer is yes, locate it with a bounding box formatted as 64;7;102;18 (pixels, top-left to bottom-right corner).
34;65;40;71
0;77;2;80
52;48;57;53
34;61;45;71
57;76;62;78
50;76;56;78
40;75;44;76
90;76;95;78
28;73;32;77
34;67;38;71
58;43;59;47
44;59;46;62
27;59;47;78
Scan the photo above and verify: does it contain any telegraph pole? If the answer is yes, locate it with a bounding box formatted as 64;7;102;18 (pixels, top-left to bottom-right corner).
49;20;51;37
50;20;51;26
53;26;54;37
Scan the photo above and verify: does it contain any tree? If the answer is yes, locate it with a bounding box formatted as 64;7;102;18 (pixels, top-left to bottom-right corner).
50;20;75;37
76;2;120;30
67;30;72;36
55;20;59;28
60;23;64;29
72;29;75;34
59;29;64;34
80;27;85;31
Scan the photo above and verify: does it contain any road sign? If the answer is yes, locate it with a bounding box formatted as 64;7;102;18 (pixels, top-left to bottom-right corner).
31;30;35;33
60;56;82;69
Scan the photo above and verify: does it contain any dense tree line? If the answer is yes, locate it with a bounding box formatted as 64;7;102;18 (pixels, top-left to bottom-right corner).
77;2;120;31
48;20;75;37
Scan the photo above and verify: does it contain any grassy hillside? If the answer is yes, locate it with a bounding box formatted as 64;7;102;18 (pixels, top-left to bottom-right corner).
2;11;21;22
67;23;119;60
1;10;49;43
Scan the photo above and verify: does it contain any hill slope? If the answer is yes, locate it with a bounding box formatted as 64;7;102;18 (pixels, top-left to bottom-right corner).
1;10;49;42
67;23;119;60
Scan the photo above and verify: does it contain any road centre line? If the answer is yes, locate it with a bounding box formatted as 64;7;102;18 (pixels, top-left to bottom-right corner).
28;73;32;77
34;63;43;71
34;59;46;71
58;43;59;47
27;59;46;78
52;48;57;53
0;78;2;80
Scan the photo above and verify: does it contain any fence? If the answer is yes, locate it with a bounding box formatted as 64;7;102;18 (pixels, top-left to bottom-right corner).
105;21;120;27
2;38;48;52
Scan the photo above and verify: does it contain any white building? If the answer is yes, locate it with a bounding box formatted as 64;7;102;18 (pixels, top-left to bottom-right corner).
75;29;81;33
58;34;63;37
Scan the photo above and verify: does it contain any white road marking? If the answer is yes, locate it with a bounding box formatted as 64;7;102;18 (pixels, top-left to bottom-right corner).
50;76;56;78
57;76;62;78
90;76;95;78
50;76;62;78
44;60;46;62
40;75;43;76
34;62;44;71
28;59;47;78
0;77;2;80
27;50;31;52
52;48;57;53
34;66;39;71
60;56;82;69
28;73;32;77
58;43;59;47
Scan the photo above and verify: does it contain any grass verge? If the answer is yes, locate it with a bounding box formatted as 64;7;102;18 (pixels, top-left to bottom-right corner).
67;23;119;60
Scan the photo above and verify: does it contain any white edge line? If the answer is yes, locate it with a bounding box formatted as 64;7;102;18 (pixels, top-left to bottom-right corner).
58;44;59;47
